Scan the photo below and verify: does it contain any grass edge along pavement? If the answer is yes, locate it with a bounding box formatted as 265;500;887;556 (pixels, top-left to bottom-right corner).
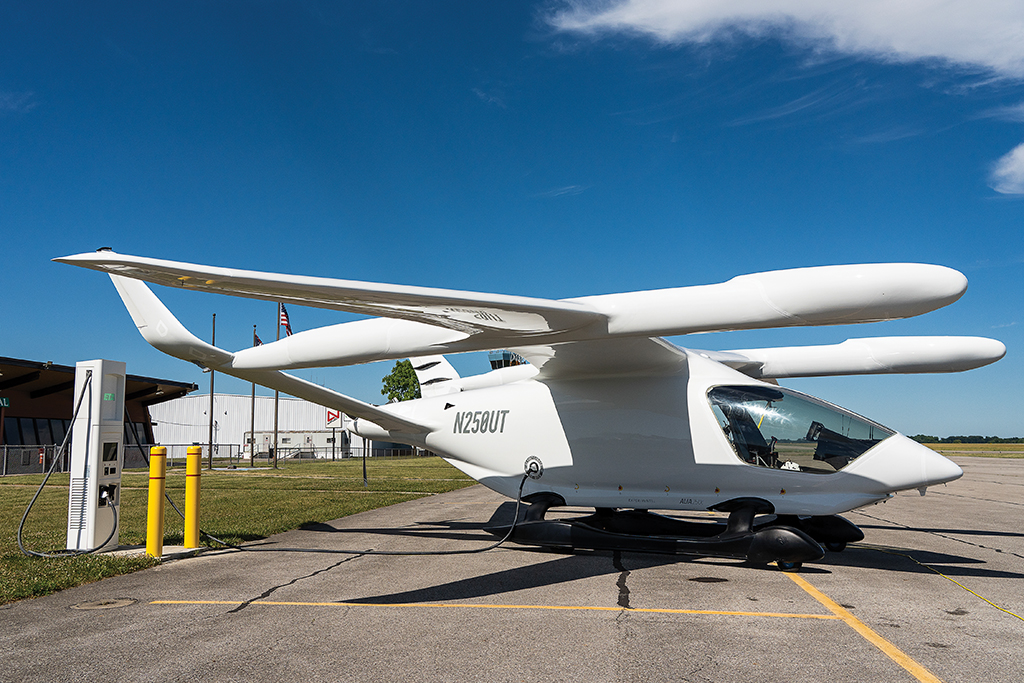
922;443;1024;458
1;457;475;606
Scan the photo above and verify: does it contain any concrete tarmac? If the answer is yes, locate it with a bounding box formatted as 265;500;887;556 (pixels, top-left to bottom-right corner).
1;456;1022;683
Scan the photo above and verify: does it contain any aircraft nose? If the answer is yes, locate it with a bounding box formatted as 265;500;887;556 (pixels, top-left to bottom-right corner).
848;433;963;493
921;446;963;486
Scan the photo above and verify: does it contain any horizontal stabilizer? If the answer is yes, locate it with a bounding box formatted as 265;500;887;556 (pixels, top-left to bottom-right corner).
702;336;1007;379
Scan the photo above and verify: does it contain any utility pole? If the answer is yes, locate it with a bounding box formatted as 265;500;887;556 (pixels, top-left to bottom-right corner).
207;313;215;470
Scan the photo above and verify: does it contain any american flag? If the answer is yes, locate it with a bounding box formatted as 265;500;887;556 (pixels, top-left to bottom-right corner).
279;304;293;337
254;331;263;347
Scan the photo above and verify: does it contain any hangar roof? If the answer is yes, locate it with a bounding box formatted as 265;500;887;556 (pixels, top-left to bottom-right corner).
0;356;198;411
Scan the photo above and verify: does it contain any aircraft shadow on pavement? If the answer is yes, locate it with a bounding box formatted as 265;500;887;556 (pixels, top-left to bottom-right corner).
344;552;675;605
298;519;495;543
296;504;1024;584
297;500;559;542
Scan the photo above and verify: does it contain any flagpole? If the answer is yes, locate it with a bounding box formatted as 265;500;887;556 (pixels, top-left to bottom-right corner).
273;304;280;469
250;325;257;467
207;312;215;470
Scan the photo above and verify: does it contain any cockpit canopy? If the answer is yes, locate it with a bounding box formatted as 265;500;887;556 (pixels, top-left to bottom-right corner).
708;385;894;474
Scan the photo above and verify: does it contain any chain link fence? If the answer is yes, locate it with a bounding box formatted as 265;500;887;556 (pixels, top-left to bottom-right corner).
2;443;428;475
0;445;65;476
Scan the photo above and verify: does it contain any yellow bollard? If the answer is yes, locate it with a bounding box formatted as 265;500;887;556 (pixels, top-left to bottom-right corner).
184;445;202;549
146;446;167;558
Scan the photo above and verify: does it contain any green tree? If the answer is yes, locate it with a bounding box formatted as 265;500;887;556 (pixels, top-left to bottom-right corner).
381;359;421;402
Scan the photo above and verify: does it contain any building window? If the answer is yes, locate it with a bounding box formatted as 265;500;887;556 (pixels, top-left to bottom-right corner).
4;417;21;445
50;419;68;446
18;418;37;445
36;419;53;446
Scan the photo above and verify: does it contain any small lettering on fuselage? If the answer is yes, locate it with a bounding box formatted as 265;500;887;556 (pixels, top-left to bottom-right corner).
678;498;702;506
443;307;505;323
453;410;510;434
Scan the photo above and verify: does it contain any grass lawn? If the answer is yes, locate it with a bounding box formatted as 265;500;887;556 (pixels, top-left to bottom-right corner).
0;456;474;605
922;443;1024;458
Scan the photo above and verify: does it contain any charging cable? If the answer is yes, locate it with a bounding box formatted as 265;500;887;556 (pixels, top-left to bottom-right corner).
125;424;531;557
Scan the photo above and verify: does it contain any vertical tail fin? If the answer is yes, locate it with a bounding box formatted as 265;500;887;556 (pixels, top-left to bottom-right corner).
109;274;432;434
109;274;234;368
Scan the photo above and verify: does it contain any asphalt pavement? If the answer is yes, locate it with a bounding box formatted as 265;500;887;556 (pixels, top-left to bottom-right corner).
1;456;1021;683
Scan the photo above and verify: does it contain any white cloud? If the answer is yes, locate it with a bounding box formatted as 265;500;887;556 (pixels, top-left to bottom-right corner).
989;142;1024;194
0;91;37;113
979;102;1024;122
537;184;588;197
548;1;1024;78
472;87;507;109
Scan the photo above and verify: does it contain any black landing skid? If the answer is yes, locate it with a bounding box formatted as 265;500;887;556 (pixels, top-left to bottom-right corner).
487;494;863;570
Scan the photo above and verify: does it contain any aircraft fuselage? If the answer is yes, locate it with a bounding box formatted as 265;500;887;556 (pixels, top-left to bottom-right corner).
359;351;962;516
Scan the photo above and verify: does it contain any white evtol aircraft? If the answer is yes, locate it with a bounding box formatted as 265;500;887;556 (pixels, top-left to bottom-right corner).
57;250;1005;568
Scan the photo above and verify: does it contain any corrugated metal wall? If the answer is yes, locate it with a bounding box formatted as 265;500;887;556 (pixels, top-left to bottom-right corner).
150;394;333;446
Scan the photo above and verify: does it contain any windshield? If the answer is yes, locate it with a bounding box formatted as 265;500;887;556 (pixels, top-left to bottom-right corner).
707;385;894;474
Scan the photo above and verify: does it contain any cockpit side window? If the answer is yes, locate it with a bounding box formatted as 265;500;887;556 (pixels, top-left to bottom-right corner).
708;385;894;474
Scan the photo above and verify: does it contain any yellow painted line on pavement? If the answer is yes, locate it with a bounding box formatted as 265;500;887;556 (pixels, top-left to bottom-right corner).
151;599;840;619
854;543;1024;623
785;572;944;683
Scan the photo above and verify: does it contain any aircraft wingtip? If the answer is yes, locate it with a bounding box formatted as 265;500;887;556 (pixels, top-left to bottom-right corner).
53;250;117;265
983;338;1008;363
933;264;969;300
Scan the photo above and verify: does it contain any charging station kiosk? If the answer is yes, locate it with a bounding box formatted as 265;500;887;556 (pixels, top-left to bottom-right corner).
66;359;125;552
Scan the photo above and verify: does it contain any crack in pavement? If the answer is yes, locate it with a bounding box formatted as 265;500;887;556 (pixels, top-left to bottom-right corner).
228;554;364;614
613;550;631;610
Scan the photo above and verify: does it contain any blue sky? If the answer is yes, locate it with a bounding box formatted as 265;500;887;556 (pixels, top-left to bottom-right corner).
2;1;1021;436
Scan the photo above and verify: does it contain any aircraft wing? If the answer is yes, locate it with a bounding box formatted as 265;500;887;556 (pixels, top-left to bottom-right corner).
57;251;971;355
565;262;969;336
62;253;1001;437
700;336;1007;379
56;251;603;338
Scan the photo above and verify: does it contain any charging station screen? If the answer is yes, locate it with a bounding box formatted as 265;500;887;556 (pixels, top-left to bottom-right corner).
102;442;118;462
101;374;121;421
